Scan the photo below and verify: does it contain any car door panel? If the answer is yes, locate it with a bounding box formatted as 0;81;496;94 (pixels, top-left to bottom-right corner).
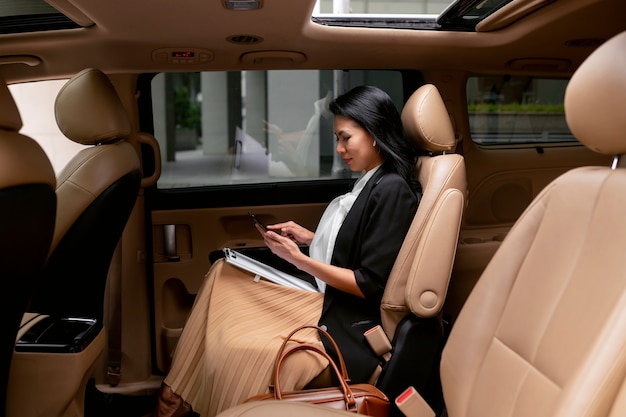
151;198;334;372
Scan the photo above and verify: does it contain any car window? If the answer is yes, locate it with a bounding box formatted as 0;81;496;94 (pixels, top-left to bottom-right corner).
0;0;515;34
467;75;576;146
313;0;450;15
151;69;405;188
9;79;88;174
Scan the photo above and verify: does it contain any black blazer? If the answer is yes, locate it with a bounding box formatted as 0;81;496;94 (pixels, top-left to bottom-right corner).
318;168;419;383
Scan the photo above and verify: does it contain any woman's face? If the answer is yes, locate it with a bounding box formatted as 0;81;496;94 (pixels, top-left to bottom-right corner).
334;115;384;172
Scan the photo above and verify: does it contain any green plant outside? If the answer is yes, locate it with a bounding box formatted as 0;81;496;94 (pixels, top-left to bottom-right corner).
174;85;201;133
468;103;565;113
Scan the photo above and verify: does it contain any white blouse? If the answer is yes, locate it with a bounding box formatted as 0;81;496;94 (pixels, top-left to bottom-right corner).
308;164;382;292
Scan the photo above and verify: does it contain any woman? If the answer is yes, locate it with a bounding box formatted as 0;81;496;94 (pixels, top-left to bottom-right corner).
155;85;421;417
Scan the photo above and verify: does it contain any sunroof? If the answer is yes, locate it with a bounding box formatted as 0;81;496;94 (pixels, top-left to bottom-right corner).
312;0;514;31
0;0;80;34
438;0;513;30
313;0;452;15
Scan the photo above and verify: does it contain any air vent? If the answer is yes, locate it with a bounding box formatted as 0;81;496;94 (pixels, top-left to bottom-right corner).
227;34;263;45
507;58;570;71
565;38;605;48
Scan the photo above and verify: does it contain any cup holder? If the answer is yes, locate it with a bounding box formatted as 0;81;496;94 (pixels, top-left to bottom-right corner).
16;316;102;353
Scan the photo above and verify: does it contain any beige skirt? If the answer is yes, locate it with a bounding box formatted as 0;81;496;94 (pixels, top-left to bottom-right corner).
164;259;327;417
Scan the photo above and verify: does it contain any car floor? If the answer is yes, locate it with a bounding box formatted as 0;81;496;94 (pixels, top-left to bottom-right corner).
85;380;157;417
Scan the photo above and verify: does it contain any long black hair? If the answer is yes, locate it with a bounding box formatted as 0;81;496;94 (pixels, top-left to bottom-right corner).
329;85;421;193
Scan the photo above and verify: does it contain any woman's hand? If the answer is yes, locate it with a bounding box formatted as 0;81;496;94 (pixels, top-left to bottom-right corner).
254;222;364;298
257;225;305;265
266;221;314;246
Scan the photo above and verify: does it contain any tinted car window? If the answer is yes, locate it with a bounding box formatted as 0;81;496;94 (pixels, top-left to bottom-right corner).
152;69;405;188
467;75;575;146
9;79;87;173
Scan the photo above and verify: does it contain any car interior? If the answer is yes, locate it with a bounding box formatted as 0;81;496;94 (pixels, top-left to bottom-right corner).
0;74;57;417
0;0;625;417
216;27;626;417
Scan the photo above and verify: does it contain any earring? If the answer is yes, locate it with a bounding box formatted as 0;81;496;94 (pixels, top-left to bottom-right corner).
373;141;377;147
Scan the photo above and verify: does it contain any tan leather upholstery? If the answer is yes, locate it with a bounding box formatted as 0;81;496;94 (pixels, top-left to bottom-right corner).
0;74;56;417
51;68;138;253
402;84;457;153
0;82;55;189
441;33;626;417
609;376;626;417
216;30;626;417
382;84;467;339
54;67;131;146
28;67;142;321
564;34;626;155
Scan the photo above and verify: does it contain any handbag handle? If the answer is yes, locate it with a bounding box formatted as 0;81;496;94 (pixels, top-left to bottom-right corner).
273;342;358;412
274;324;350;383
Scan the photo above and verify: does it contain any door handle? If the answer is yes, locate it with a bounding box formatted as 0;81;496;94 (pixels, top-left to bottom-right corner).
163;224;181;262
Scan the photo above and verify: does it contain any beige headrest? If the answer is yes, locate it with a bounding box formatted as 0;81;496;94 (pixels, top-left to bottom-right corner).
565;30;626;155
401;84;456;153
55;68;131;146
0;133;56;189
0;72;55;189
0;72;23;132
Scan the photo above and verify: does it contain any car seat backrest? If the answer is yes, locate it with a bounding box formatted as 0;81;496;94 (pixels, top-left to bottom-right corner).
381;84;467;339
441;30;626;417
373;84;467;414
0;74;56;417
27;68;142;321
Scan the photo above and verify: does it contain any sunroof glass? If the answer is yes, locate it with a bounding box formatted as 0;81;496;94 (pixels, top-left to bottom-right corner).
312;0;514;32
313;0;453;15
0;0;80;34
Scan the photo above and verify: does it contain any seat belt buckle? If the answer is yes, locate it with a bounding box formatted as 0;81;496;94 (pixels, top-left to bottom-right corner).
107;362;121;386
364;325;392;362
395;386;435;417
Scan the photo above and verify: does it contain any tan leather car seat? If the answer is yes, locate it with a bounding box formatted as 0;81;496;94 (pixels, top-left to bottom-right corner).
374;84;466;414
27;68;141;322
215;29;626;417
0;74;56;417
384;83;466;338
305;86;466;414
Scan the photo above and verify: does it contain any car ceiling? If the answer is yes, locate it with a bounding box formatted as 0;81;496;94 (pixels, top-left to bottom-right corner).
0;0;624;82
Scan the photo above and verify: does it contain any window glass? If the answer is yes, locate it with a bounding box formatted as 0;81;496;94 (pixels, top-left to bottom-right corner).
313;0;451;15
9;79;87;174
0;0;81;34
466;75;576;145
152;70;404;188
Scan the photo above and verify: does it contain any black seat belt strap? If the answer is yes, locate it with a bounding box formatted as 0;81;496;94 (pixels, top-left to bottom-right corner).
107;242;123;386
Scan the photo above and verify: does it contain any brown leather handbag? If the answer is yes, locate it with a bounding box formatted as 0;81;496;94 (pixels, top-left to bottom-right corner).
244;325;389;417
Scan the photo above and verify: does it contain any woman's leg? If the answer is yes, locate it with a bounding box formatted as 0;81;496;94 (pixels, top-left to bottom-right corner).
155;260;325;417
152;261;223;417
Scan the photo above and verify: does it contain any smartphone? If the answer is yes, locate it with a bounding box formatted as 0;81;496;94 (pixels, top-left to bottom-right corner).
248;211;269;232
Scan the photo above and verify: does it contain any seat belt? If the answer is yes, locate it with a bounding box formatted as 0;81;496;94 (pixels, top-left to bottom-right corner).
107;242;123;386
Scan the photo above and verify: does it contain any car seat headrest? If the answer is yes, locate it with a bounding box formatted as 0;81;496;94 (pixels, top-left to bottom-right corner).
0;73;23;132
401;84;456;153
565;30;626;156
0;72;56;190
54;68;131;146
